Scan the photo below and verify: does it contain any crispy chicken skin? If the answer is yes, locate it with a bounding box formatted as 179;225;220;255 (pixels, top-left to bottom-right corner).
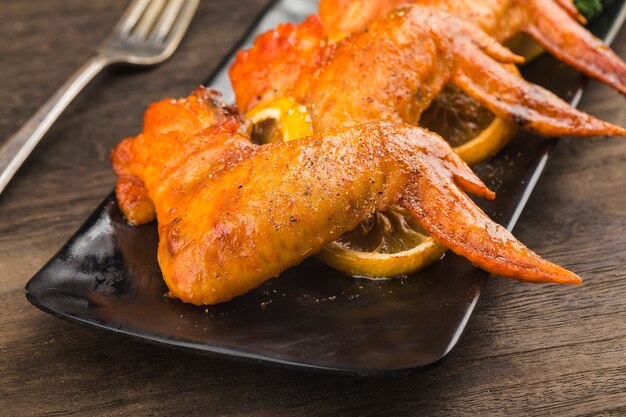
231;6;625;138
111;90;247;225
112;88;580;305
319;0;626;95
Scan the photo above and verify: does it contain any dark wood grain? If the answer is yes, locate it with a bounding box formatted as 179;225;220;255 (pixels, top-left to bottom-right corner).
1;1;625;415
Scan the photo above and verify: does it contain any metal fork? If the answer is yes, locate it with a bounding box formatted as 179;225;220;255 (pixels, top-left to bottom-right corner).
0;0;200;195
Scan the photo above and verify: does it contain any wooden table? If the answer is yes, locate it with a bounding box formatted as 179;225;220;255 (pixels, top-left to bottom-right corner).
1;1;625;415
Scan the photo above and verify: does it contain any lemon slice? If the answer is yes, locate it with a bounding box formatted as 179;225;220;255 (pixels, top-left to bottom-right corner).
420;84;518;166
246;97;313;143
318;206;447;278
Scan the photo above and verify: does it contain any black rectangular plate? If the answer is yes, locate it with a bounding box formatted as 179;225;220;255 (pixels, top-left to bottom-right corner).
25;0;626;374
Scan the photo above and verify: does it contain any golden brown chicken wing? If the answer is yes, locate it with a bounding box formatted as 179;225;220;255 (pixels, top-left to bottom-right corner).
112;88;580;305
319;0;626;95
230;6;625;138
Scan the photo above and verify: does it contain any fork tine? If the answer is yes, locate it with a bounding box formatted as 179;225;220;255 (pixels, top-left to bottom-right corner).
162;0;199;47
149;0;186;42
114;0;152;35
132;0;167;39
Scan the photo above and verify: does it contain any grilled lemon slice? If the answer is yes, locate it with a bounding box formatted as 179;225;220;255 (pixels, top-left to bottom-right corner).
317;206;447;279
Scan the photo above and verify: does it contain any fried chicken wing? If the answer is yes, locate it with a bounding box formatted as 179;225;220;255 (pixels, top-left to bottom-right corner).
112;88;580;305
230;6;625;138
319;0;626;95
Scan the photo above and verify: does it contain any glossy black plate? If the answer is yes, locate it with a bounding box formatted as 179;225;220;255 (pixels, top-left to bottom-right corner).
25;0;626;374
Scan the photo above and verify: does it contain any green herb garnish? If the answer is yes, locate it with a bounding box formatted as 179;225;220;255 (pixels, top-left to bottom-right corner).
574;0;615;20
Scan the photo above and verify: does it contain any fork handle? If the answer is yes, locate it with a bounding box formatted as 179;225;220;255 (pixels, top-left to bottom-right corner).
0;55;110;195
